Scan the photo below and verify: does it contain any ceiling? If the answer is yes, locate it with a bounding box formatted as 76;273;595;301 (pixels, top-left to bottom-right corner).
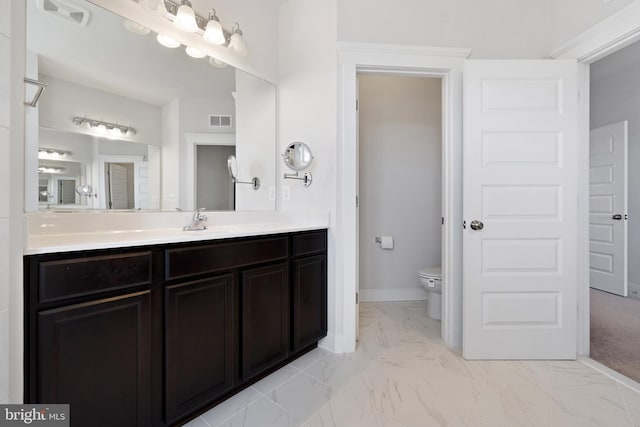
27;0;237;106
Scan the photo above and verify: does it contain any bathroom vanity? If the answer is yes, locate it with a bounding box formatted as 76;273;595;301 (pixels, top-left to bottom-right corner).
23;225;327;426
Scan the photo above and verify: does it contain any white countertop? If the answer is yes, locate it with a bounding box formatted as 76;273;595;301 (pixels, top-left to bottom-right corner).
24;211;330;255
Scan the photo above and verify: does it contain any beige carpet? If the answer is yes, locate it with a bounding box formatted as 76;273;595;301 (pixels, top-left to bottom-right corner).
590;288;640;383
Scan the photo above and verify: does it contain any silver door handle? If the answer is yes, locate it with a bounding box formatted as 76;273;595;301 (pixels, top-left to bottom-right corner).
612;214;622;220
470;220;484;230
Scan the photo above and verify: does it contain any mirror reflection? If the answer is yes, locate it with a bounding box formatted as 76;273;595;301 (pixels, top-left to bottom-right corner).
26;0;276;211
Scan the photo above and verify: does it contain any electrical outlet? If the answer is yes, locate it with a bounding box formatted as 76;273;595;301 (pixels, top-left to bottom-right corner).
283;186;290;201
268;186;276;201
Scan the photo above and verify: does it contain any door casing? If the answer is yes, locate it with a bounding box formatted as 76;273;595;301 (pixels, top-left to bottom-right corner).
338;43;470;352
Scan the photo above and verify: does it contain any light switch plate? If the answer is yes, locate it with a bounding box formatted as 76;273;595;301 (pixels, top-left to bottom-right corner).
283;186;290;201
268;186;276;201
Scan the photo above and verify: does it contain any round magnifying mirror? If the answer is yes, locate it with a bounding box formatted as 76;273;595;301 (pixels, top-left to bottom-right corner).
227;155;238;182
283;142;313;171
75;184;93;196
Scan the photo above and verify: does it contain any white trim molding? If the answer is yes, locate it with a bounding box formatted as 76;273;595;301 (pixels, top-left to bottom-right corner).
551;1;640;63
337;42;470;353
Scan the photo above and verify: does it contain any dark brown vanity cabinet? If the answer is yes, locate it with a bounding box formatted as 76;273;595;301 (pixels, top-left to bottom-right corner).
164;274;236;423
25;229;328;427
27;252;153;427
291;232;328;352
241;263;290;380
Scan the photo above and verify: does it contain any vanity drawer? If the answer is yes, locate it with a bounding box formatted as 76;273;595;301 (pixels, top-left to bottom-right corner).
292;230;327;257
37;252;152;304
165;236;289;280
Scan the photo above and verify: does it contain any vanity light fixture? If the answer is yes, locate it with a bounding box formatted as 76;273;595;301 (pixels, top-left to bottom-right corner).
141;0;167;15
38;148;72;159
157;33;181;48
38;166;66;174
72;117;137;137
229;23;247;56
173;0;198;32
146;0;247;55
185;46;206;58
203;9;225;45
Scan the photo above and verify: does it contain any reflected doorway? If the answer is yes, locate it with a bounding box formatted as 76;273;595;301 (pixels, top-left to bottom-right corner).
196;145;235;211
105;162;134;209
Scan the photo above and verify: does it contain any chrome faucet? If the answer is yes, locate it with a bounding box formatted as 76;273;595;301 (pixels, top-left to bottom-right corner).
183;208;208;231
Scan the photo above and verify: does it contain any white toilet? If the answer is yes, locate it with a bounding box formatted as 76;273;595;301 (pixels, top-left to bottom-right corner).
418;267;442;320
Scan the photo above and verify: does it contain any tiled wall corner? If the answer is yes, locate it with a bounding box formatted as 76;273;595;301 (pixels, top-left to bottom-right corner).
0;309;8;403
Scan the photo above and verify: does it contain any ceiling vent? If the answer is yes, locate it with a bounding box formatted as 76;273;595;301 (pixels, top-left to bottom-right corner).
209;115;233;128
37;0;90;27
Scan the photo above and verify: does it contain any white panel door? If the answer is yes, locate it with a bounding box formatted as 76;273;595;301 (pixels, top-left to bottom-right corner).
589;122;628;296
463;60;578;359
108;163;129;209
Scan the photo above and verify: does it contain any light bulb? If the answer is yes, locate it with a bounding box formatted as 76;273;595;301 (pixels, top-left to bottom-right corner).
203;11;225;45
174;1;198;33
123;20;150;35
96;123;107;134
80;120;91;130
109;127;123;138
185;46;206;59
229;25;247;56
157;33;181;48
208;57;228;68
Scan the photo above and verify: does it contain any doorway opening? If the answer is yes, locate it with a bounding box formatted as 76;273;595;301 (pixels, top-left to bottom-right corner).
588;39;640;384
357;73;444;340
196;144;236;211
105;162;134;209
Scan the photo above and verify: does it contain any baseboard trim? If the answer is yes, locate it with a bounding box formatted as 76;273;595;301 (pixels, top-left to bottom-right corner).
318;332;339;353
580;357;640;394
360;288;428;302
628;282;640;299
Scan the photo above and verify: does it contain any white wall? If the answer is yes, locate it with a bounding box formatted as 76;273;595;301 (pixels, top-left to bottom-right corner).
358;75;441;301
39;129;94;164
338;0;553;58
38;74;162;146
278;0;338;348
590;40;640;290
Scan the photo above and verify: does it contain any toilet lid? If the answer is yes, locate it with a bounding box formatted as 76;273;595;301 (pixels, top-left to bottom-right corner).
418;267;441;279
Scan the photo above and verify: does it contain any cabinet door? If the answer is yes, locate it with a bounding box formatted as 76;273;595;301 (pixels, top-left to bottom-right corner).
165;274;235;423
241;263;289;380
37;291;151;427
292;255;327;351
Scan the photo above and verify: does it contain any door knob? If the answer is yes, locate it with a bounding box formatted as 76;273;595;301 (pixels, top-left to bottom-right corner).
470;220;484;230
612;214;622;220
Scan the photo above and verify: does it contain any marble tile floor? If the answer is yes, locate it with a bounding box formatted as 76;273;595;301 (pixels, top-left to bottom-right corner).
184;301;640;427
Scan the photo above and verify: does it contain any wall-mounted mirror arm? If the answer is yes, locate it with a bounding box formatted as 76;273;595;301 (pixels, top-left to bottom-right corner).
227;155;260;190
284;171;312;187
24;77;47;107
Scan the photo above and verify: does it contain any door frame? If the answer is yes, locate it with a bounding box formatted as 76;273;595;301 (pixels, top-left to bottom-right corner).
337;43;471;352
98;155;144;210
185;133;236;211
551;1;640;356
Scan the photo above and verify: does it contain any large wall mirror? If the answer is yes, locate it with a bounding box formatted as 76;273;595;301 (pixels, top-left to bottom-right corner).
25;0;276;212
